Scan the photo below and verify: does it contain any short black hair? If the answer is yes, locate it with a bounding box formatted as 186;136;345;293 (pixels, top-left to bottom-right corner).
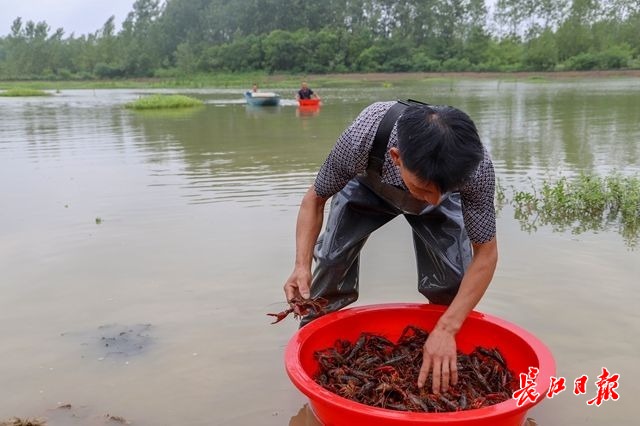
396;104;484;193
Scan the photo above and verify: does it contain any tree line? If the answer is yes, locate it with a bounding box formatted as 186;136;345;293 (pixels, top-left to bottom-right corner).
0;0;638;80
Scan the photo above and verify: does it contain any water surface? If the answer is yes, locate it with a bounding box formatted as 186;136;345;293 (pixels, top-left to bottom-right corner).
1;79;639;425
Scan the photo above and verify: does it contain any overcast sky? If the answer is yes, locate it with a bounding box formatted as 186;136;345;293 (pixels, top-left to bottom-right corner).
0;0;136;37
1;0;500;38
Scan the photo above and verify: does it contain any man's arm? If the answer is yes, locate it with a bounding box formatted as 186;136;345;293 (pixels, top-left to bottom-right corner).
284;185;329;302
283;102;390;301
418;236;498;393
435;236;498;336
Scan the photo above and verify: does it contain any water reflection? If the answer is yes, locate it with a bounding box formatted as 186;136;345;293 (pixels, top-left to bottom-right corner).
129;106;205;120
245;104;283;117
125;102;340;206
477;81;640;175
296;105;321;118
496;172;640;249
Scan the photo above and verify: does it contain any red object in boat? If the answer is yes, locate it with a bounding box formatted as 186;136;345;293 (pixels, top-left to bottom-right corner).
285;303;555;426
298;98;321;107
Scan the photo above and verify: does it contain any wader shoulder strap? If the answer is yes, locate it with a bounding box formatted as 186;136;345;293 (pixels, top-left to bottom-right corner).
366;99;431;174
367;102;408;174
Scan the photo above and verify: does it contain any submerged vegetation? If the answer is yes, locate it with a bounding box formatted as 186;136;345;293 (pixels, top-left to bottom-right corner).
501;173;640;248
124;94;203;110
0;88;49;96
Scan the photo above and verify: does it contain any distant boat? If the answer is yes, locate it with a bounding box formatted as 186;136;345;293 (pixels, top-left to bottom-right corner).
298;98;321;107
245;91;281;106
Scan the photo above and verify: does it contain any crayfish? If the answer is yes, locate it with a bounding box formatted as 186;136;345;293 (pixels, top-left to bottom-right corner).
267;296;328;324
312;325;516;413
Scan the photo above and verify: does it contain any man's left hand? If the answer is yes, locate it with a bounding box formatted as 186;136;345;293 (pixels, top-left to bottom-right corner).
417;327;458;394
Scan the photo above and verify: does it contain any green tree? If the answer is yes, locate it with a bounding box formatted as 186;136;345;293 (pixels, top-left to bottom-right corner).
523;28;558;70
120;0;164;76
262;30;300;72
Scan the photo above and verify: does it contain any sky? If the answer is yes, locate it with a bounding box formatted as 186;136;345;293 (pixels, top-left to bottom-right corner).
0;0;500;38
0;0;136;37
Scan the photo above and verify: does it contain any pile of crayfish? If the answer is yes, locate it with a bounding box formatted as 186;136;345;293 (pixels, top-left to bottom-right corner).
267;297;328;324
313;325;516;413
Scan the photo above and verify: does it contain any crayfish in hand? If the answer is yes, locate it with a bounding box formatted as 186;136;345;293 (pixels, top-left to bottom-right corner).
267;296;328;324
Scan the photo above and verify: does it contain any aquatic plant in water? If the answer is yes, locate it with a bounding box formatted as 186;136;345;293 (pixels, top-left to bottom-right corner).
0;88;50;97
124;94;203;110
503;173;640;248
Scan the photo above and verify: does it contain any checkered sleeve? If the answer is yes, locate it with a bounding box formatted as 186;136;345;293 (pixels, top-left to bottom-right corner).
459;151;497;244
314;102;392;198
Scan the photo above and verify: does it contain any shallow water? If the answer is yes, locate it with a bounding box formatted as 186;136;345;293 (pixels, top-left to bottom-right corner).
1;79;639;425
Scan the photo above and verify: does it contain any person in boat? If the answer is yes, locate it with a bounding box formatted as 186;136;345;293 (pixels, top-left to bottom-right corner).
252;83;258;93
296;81;320;101
282;100;498;395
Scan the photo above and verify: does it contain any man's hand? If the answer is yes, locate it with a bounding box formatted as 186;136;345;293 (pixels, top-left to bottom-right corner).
284;266;312;313
283;185;327;313
417;237;498;393
417;327;458;394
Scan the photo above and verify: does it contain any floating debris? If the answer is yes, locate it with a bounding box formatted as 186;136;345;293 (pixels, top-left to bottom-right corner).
62;323;153;359
98;323;153;357
0;417;46;426
105;414;129;424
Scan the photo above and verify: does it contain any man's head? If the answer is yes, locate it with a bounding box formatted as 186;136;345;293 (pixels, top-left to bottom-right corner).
390;104;484;204
301;81;308;89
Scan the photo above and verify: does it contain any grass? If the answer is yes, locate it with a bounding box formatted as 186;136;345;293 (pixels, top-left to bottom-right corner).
0;73;311;90
505;172;640;248
2;70;637;91
124;94;204;110
0;88;50;97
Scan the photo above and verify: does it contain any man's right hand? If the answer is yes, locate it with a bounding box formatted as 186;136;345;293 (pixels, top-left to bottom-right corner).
284;266;312;313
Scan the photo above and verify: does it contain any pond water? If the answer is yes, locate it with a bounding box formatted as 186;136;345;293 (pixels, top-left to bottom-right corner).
1;78;639;426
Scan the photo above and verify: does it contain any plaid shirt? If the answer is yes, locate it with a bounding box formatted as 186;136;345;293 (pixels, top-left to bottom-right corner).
314;101;496;244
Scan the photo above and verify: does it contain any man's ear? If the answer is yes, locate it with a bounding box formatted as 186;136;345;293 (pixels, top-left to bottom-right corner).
389;147;401;167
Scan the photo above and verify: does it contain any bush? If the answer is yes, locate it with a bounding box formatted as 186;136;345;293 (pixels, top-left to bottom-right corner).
563;45;632;70
354;46;385;72
55;68;73;80
596;45;631;69
94;63;125;79
523;30;558;71
440;58;472;72
563;53;600;70
410;52;441;72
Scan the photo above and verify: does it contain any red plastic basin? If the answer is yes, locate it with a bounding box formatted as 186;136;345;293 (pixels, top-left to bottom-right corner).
285;303;555;426
298;98;321;107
